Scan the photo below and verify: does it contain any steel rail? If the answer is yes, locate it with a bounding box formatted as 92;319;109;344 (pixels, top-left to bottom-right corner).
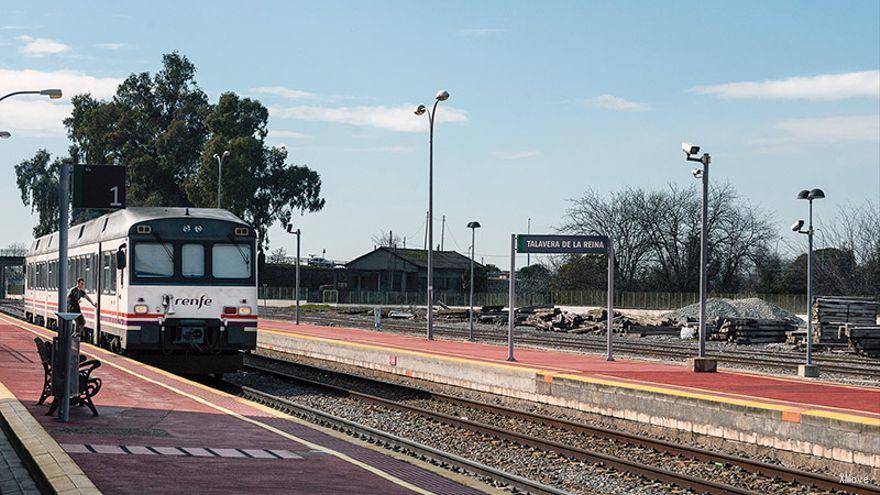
245;358;880;495
231;384;570;495
242;361;772;495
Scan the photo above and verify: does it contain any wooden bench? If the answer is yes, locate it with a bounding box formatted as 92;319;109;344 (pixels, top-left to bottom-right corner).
34;337;102;417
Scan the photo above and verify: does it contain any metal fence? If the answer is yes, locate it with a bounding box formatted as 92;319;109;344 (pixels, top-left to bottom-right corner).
258;286;816;314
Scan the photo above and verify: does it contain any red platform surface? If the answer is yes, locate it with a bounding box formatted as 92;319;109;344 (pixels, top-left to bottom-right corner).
261;319;880;421
0;315;486;495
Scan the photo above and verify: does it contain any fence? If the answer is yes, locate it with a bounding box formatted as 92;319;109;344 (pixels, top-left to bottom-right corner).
258;286;819;314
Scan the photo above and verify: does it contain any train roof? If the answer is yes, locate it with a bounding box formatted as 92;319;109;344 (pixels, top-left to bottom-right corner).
27;207;249;256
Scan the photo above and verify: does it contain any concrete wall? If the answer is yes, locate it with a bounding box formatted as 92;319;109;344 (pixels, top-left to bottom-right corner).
259;330;880;470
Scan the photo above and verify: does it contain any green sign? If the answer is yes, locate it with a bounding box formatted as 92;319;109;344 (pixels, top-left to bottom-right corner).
516;234;608;254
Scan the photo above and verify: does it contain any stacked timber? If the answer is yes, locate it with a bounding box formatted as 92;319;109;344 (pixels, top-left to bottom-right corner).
523;307;584;332
839;325;880;358
812;296;879;345
710;317;796;344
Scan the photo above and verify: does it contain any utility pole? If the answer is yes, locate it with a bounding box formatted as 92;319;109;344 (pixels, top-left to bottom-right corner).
440;215;446;251
527;218;531;266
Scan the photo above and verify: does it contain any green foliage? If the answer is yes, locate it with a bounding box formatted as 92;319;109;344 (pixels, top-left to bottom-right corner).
14;149;62;237
461;263;488;292
549;254;608;291
16;52;324;247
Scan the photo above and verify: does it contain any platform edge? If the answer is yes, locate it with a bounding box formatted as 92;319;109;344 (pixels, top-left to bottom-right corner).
0;382;100;495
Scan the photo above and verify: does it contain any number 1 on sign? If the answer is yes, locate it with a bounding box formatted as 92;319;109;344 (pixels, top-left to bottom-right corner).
110;186;122;207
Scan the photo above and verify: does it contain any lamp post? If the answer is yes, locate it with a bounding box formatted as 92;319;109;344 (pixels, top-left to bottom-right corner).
682;142;716;373
414;89;450;341
793;188;825;377
213;150;230;208
0;131;10;139
0;89;62;102
466;221;481;341
1;88;79;420
286;224;301;325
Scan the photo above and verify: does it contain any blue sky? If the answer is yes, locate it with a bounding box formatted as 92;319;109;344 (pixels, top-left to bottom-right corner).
1;1;878;264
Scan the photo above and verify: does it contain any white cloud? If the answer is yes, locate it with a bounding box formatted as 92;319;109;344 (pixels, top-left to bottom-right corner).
268;130;311;139
250;86;316;100
691;70;880;101
269;104;467;132
492;150;541;160
750;114;879;153
0;69;122;137
93;43;126;50
458;28;506;37
583;94;651;112
17;35;72;56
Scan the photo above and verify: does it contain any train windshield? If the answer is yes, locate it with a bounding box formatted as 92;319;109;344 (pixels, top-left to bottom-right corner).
213;243;252;278
134;242;174;277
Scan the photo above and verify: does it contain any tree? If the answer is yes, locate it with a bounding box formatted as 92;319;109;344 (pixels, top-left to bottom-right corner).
560;182;776;293
16;53;324;246
517;264;551;295
548;254;607;291
461;263;488;292
371;230;402;248
268;247;289;264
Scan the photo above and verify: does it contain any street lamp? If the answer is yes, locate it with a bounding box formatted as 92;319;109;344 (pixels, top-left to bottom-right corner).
213;150;230;208
285;223;301;325
793;188;825;377
0;131;10;139
466;221;481;341
682;142;716;373
0;89;62;102
415;89;450;341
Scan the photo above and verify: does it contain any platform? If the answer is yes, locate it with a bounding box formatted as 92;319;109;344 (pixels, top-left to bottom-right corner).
258;319;880;472
0;314;495;495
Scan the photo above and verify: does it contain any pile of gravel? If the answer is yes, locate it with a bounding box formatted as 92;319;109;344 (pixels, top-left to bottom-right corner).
665;297;803;323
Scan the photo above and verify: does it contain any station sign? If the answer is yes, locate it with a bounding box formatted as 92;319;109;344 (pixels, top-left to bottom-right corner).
72;165;126;209
516;234;609;254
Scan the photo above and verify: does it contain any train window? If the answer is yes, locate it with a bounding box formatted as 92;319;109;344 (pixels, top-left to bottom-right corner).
181;244;205;277
212;244;252;279
109;251;117;294
47;262;54;290
134;243;174;278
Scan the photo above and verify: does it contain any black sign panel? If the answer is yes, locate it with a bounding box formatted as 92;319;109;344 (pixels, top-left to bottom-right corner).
516;234;608;254
72;165;126;209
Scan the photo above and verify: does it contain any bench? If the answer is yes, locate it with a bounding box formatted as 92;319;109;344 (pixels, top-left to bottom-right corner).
34;337;102;417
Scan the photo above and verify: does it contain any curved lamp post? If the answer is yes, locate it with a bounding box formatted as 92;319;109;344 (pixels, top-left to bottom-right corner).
0;89;62;102
414;89;450;341
213;150;230;208
466;221;481;341
793;188;825;377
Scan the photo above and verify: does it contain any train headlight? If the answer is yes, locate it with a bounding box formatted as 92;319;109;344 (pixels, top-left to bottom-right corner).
223;306;238;315
238;306;252;316
133;304;149;314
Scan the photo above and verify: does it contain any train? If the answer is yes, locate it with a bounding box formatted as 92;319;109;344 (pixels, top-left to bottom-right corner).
23;207;258;374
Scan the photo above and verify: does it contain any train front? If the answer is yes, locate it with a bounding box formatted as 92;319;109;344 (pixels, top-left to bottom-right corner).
124;211;258;374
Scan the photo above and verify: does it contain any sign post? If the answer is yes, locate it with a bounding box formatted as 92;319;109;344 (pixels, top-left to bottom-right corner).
508;234;614;362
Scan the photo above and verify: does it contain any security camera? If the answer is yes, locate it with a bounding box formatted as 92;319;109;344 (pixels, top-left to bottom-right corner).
691;168;702;178
682;142;700;156
791;219;804;232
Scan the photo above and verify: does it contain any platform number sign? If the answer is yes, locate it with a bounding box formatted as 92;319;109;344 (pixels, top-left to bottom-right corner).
72;165;126;209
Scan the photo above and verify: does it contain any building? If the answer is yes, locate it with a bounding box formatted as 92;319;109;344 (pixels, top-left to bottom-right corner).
346;247;482;293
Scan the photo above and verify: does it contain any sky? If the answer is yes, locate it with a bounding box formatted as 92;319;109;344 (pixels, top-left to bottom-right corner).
0;1;878;265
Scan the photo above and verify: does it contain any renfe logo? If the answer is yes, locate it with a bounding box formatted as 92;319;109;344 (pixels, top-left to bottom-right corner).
175;295;212;309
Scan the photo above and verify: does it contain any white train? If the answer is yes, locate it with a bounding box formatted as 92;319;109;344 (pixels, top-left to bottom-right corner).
24;207;258;374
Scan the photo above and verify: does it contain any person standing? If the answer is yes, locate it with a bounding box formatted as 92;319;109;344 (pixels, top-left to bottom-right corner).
67;277;94;333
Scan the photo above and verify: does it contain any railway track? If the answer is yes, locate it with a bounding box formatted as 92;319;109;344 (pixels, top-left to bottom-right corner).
283;311;880;380
237;356;880;495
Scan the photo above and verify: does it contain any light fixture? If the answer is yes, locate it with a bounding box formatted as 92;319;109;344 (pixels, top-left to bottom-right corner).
435;90;450;101
40;89;62;99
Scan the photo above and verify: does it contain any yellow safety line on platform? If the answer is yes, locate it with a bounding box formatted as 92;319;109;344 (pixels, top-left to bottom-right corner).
0;315;438;495
261;326;880;427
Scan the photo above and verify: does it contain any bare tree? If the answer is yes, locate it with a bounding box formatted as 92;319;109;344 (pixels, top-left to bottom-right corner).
559;187;653;290
815;200;880;294
267;247;289;264
372;229;403;248
560;183;775;293
2;242;28;256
